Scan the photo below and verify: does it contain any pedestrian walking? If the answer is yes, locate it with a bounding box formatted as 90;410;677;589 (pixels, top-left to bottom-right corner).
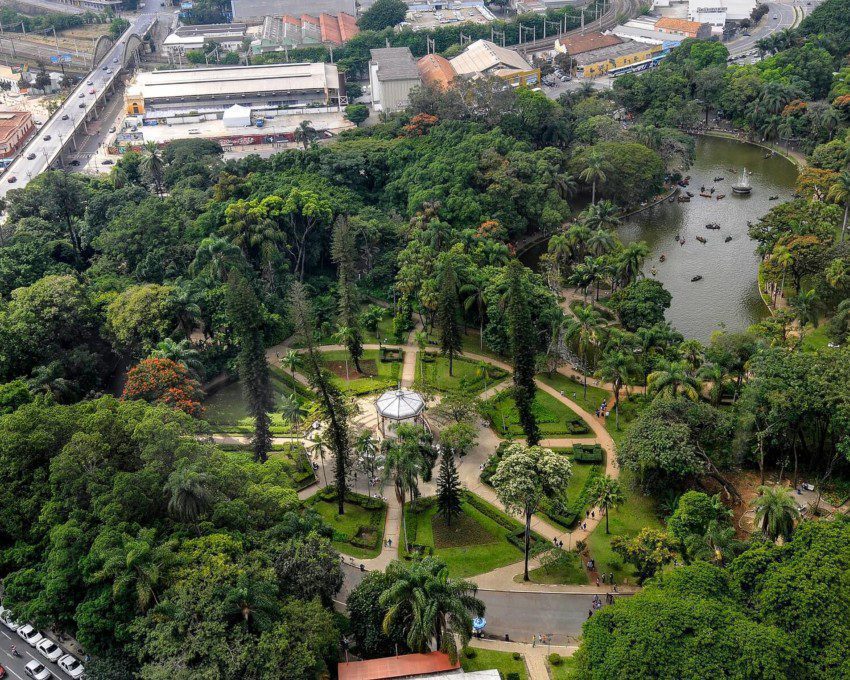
596;578;600;587
609;572;614;583
591;510;595;519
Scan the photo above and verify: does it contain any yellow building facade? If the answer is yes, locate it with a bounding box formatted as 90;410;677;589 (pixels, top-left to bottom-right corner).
578;44;662;78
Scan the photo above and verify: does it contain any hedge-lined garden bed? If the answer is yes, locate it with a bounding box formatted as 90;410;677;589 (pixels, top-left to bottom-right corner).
481;388;591;437
309;488;387;559
415;352;508;393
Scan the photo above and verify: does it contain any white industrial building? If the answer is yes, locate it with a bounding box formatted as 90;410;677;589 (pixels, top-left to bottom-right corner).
125;62;345;119
369;47;422;112
162;23;248;60
688;0;755;23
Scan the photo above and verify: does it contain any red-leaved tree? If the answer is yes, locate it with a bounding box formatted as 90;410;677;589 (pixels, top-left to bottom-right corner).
123;358;204;417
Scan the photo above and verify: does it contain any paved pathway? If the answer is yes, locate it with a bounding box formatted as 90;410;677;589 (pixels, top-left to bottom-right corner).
468;637;578;679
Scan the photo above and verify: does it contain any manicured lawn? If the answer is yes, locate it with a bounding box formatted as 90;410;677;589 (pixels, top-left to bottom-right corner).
517;550;588;585
416;352;508;393
311;498;387;560
548;655;579;679
320;349;403;395
461;331;508;361
801;324;831;352
482;388;593;438
204;369;314;436
586;469;662;586
462;648;527;679
404;495;525;578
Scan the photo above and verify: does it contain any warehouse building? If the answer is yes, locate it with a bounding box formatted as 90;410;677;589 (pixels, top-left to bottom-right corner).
163;23;248;60
654;16;713;39
449;39;540;86
250;13;358;54
574;40;664;78
369;47;422;112
611;24;683;47
554;32;622;57
230;0;355;23
124;62;344;119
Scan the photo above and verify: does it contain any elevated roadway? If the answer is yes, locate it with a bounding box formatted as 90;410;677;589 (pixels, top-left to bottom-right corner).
0;7;159;199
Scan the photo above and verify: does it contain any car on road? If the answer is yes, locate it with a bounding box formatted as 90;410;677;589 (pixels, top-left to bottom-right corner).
102;159;114;165
78;92;84;98
109;126;116;132
79;103;85;108
113;57;119;63
742;30;751;36
61;115;69;120
102;65;108;71
57;655;84;679
27;153;35;160
24;660;51;680
106;68;113;74
0;607;20;631
88;88;95;94
6;176;16;184
17;624;44;647
36;638;63;663
0;662;7;678
43;135;51;141
772;13;778;18
69;160;80;166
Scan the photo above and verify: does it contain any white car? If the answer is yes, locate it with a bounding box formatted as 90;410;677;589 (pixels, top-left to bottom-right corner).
58;655;85;679
36;638;63;663
25;660;52;680
17;624;44;647
0;607;21;631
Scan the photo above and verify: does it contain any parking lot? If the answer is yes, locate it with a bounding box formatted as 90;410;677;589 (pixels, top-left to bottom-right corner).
0;608;84;680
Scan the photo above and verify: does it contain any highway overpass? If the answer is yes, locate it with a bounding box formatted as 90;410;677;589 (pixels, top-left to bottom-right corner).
0;7;159;199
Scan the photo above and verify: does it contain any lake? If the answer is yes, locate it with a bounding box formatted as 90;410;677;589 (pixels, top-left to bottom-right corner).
523;135;799;342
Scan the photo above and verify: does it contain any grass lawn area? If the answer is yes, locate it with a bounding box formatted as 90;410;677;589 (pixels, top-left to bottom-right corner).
311;498;387;560
801;324;831;352
517;550;588;585
404;495;524;578
462;648;527;679
204;369;314;436
548;655;579;679
586;469;662;586
482;388;592;438
416;352;508;394
460;331;508;361
320;349;403;395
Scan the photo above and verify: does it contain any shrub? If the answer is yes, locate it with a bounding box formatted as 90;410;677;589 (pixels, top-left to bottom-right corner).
506;674;520;680
572;443;604;463
548;653;563;666
463;647;477;659
512;652;522;661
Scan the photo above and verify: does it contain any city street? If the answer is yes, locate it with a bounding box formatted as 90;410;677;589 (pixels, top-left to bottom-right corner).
0;625;78;680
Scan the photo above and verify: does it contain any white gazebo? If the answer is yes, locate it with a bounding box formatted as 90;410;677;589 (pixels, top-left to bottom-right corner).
375;388;426;437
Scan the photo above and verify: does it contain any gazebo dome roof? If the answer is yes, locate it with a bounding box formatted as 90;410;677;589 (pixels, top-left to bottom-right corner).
376;389;425;420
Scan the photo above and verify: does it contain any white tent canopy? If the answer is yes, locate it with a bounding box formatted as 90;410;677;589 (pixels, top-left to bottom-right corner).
222;103;251;128
376;389;425;421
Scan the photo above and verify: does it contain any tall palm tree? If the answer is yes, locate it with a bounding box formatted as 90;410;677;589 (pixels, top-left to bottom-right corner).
617;242;648;286
150;338;204;378
590;475;625;534
460;274;487;350
826;170;850;243
587;227;617;257
583;200;620;231
579;150;608;205
279;393;306;434
281;349;301;379
140;141;164;197
164;465;212;527
190;236;244;282
678;339;704;374
475;360;491;393
355;430;382;497
170;286;202;339
562;304;603;400
595;350;635;429
379;558;485;663
772;244;793;301
791;288;820;328
225;572;278;633
94;528;168;613
751;485;800;541
307;434;330;486
294;120;318;150
698;362;729;406
646;358;701;401
382;438;425;551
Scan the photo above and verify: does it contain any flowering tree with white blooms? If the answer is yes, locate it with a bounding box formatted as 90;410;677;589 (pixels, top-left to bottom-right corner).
490;443;572;581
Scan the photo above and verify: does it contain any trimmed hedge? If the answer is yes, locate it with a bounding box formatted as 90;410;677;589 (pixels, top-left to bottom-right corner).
572;443;604;464
464;492;546;554
544;465;602;529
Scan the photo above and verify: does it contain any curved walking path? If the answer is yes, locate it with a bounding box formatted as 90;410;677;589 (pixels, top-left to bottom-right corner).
265;333;629;589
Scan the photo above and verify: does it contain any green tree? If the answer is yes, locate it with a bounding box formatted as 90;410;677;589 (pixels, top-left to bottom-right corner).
579;149;608;205
595;350;636;430
139;141;165;197
589;475;624;534
382;432;425;552
293;120;318;150
563;304;604;401
164;463;212;527
611;527;676;584
436;451;462;527
274;532;343;606
358;0;408;30
436;255;463;376
379;557;484;662
751;485;800;541
609;279;672;332
825;170;850;242
332;217;365;373
226;275;273;463
505;260;540;445
490;443;572;581
345;103;370;126
647;358;701;401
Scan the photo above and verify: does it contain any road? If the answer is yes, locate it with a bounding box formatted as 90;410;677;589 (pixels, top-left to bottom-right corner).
725;0;821;56
339;563;611;643
0;5;159;198
0;625;78;680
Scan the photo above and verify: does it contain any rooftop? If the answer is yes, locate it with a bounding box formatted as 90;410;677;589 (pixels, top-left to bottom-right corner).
338;652;460;680
555;32;623;55
370;47;421;82
376;389;425;420
129;62;340;100
0;110;31;143
655;16;705;32
417;53;456;89
230;0;355;21
611;25;683;44
574;39;655;65
173;23;247;37
449;39;532;76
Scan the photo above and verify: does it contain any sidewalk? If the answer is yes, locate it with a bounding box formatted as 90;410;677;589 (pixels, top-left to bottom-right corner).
468;637;579;680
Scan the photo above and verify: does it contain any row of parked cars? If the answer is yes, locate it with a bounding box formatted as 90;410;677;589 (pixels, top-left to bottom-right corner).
0;606;85;679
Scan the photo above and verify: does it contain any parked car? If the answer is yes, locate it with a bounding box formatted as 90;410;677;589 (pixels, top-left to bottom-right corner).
61;115;69;120
36;638;63;663
0;662;7;678
101;159;114;165
113;57;119;63
57;655;84;679
17;624;44;647
43;135;51;141
78;92;84;98
79;103;85;108
6;176;16;184
106;68;113;74
69;160;80;166
88;88;95;94
24;660;51;680
0;607;20;630
87;80;93;86
26;153;35;160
